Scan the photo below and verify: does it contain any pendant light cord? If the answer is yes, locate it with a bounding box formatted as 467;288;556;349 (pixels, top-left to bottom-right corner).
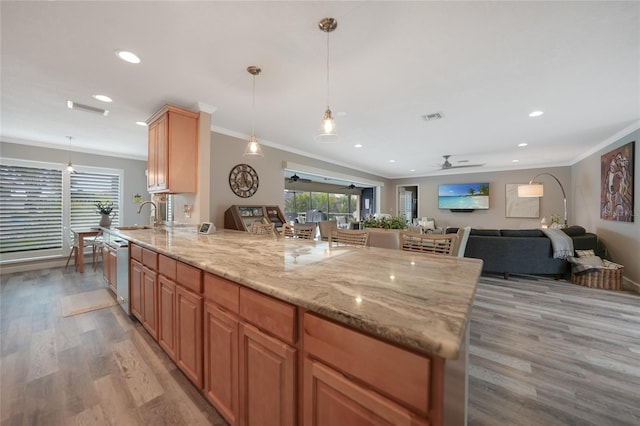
252;74;256;135
326;30;330;108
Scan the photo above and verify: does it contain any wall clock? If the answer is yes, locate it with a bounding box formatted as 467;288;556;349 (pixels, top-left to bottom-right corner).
229;164;259;198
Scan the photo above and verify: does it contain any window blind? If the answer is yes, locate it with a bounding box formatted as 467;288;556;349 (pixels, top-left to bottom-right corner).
0;164;63;253
70;170;120;229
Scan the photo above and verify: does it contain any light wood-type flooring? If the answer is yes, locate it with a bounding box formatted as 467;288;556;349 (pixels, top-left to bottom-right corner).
1;267;639;425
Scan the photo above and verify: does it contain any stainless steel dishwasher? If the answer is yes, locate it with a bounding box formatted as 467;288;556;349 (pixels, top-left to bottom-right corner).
108;237;130;315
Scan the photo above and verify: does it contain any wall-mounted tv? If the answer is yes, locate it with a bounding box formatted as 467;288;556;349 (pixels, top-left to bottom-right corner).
438;183;490;210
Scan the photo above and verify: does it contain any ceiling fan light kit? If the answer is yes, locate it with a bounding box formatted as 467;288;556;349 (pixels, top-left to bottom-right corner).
315;17;338;143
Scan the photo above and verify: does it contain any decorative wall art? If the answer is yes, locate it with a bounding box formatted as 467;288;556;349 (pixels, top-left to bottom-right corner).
600;141;634;222
505;183;539;218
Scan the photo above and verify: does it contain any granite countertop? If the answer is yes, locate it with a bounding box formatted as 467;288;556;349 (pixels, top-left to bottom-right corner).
111;226;482;359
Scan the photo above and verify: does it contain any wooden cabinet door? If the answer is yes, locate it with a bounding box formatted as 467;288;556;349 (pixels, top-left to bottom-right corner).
204;301;239;425
176;286;203;388
142;266;158;340
155;114;168;191
304;359;427;426
130;259;143;321
147;119;158;190
108;247;117;293
239;323;296;426
158;276;176;360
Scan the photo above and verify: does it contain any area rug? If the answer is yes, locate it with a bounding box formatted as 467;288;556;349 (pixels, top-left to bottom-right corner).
61;288;117;317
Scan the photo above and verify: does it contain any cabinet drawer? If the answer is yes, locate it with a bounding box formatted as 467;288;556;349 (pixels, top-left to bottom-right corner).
159;255;177;280
177;262;202;294
239;287;296;345
303;313;431;416
142;248;158;270
130;244;142;262
204;273;239;314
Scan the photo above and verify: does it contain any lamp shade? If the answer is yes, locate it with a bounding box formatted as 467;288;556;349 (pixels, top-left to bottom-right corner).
243;135;264;157
518;183;544;197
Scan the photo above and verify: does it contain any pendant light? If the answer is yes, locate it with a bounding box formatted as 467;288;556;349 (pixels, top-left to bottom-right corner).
66;136;75;173
316;17;338;143
243;65;264;157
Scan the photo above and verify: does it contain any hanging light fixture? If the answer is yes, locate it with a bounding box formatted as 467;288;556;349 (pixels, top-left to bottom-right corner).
316;17;338;143
243;65;264;157
65;136;75;173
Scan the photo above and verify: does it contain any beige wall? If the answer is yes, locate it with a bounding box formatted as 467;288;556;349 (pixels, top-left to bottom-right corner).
386;167;572;231
208;132;388;229
572;128;639;287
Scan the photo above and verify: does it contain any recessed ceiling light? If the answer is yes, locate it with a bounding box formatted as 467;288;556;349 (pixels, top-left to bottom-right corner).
529;110;544;117
518;142;528;147
389;159;396;163
115;50;141;64
92;94;112;103
354;144;363;148
136;121;148;126
409;169;415;172
512;159;520;163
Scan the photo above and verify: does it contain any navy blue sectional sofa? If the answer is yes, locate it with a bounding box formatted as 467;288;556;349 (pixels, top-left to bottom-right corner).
447;226;599;279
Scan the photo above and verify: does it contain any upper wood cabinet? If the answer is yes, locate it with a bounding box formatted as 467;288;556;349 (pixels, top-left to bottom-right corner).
146;104;199;193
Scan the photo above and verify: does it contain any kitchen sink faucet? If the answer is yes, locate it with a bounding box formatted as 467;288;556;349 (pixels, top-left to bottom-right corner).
137;201;160;227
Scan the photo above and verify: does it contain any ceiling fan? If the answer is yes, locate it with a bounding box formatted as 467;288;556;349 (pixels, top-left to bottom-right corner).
288;173;312;183
341;183;361;190
440;155;485;170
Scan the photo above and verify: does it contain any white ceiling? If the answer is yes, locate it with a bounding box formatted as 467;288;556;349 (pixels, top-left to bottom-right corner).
2;1;639;179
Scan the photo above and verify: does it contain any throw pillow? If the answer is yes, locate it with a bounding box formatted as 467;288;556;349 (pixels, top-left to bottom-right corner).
562;225;586;237
576;255;604;267
575;249;596;258
424;220;435;231
501;229;544;237
470;229;501;236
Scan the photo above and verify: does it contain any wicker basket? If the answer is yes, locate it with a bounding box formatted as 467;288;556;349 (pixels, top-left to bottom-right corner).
571;267;623;291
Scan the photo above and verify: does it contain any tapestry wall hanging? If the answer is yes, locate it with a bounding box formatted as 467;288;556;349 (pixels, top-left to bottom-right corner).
601;141;634;222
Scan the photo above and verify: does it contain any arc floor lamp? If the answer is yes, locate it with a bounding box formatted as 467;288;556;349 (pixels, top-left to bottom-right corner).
518;172;568;227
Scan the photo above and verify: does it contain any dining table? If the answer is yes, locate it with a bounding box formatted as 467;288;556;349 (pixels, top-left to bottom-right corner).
71;228;101;273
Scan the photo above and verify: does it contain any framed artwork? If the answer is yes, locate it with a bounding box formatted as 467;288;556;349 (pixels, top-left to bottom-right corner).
505;183;539;218
601;141;634;222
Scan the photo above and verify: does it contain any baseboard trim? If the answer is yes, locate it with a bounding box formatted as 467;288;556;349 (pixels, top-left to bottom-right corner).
0;255;101;275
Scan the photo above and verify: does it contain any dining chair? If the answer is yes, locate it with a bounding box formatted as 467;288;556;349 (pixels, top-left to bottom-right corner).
318;220;337;241
89;231;104;271
283;223;315;240
65;228;79;270
328;228;369;247
398;231;457;256
453;226;471;257
248;221;275;236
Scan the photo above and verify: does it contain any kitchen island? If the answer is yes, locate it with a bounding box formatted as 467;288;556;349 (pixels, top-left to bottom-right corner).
113;226;482;426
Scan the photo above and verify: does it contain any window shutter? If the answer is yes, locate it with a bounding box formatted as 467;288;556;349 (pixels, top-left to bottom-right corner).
70;171;120;228
0;164;63;253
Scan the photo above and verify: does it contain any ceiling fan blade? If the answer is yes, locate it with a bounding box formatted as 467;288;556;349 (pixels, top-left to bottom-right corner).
448;163;485;169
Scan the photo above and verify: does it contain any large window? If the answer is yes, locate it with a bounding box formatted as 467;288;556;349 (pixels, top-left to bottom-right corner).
0;162;63;254
70;170;120;228
284;190;360;224
0;159;122;262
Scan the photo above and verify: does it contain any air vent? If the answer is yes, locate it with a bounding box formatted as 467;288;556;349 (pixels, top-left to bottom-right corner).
67;101;109;116
422;112;443;121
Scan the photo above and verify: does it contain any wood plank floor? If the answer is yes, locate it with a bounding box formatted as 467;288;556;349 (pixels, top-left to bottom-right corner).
469;273;640;426
1;267;639;425
0;267;227;426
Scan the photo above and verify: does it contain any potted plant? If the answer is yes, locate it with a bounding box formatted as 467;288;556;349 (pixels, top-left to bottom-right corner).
95;201;115;227
362;215;408;230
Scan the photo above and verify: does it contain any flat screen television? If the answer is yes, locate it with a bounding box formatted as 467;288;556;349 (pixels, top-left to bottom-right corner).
438;182;490;210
